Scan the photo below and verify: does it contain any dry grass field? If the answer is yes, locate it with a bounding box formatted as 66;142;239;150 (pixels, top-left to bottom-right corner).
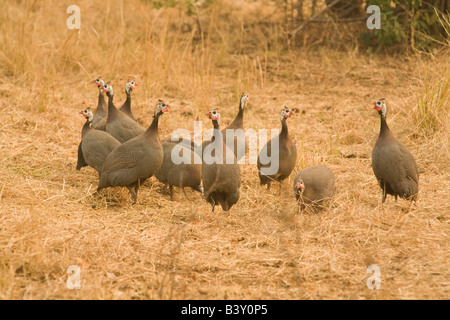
0;0;448;300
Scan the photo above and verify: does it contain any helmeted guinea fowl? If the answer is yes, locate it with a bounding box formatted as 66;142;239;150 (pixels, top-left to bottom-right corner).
103;83;145;143
222;92;249;162
97;100;168;205
79;108;121;175
76;77;107;168
155;141;203;200
91;77;108;131
202;110;241;212
119;80;137;121
371;98;419;203
293;165;335;210
76;140;88;171
257;108;297;192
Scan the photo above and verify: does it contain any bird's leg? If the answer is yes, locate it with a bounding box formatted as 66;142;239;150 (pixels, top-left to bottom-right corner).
135;179;140;195
267;181;271;191
182;187;189;200
128;186;137;205
169;183;174;201
279;181;282;195
395;195;398;201
211;198;215;212
382;183;387;204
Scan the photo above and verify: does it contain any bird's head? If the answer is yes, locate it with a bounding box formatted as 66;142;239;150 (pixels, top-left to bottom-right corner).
155;99;169;117
280;107;294;121
125;80;137;95
373;98;387;118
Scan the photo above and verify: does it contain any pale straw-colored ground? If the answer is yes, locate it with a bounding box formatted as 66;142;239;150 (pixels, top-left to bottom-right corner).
0;0;448;299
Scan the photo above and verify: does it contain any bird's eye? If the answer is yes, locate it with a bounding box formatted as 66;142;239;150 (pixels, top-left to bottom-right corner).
376;101;381;106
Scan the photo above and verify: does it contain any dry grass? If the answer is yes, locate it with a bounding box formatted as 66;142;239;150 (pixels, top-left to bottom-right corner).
0;0;449;300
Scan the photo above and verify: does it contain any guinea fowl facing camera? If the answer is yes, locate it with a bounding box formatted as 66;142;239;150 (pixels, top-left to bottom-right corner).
293;165;335;211
257;108;297;193
202;110;241;212
103;83;145;143
119;80;137;121
371;98;419;203
78;108;121;175
97;100;169;205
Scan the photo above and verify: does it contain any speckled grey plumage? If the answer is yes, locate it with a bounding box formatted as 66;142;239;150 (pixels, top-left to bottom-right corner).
257;109;297;191
97;103;167;204
293;165;335;209
202;116;241;212
104;88;145;143
81;123;121;175
372;109;419;203
155;142;202;199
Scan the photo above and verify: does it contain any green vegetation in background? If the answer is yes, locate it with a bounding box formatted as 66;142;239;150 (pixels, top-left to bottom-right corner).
361;0;450;51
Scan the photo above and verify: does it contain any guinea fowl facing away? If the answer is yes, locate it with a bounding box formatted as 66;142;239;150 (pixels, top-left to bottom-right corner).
222;93;249;162
79;108;121;175
103;83;145;143
202;110;241;212
97;100;169;204
91;77;108;131
119;80;137;121
257;108;297;192
155;141;203;200
371;98;419;203
293;165;335;210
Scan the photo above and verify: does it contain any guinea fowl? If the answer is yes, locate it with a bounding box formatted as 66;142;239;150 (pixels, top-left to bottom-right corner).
155;141;203;200
163;136;199;152
91;77;108;131
222;93;249;161
103;83;145;143
372;98;419;203
97;100;168;205
293;165;335;210
76;78;107;166
257;108;297;192
202;110;241;212
76;140;88;171
78;108;121;175
119;80;137;121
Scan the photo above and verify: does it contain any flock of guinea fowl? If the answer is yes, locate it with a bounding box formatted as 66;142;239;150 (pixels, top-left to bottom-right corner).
77;78;419;212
